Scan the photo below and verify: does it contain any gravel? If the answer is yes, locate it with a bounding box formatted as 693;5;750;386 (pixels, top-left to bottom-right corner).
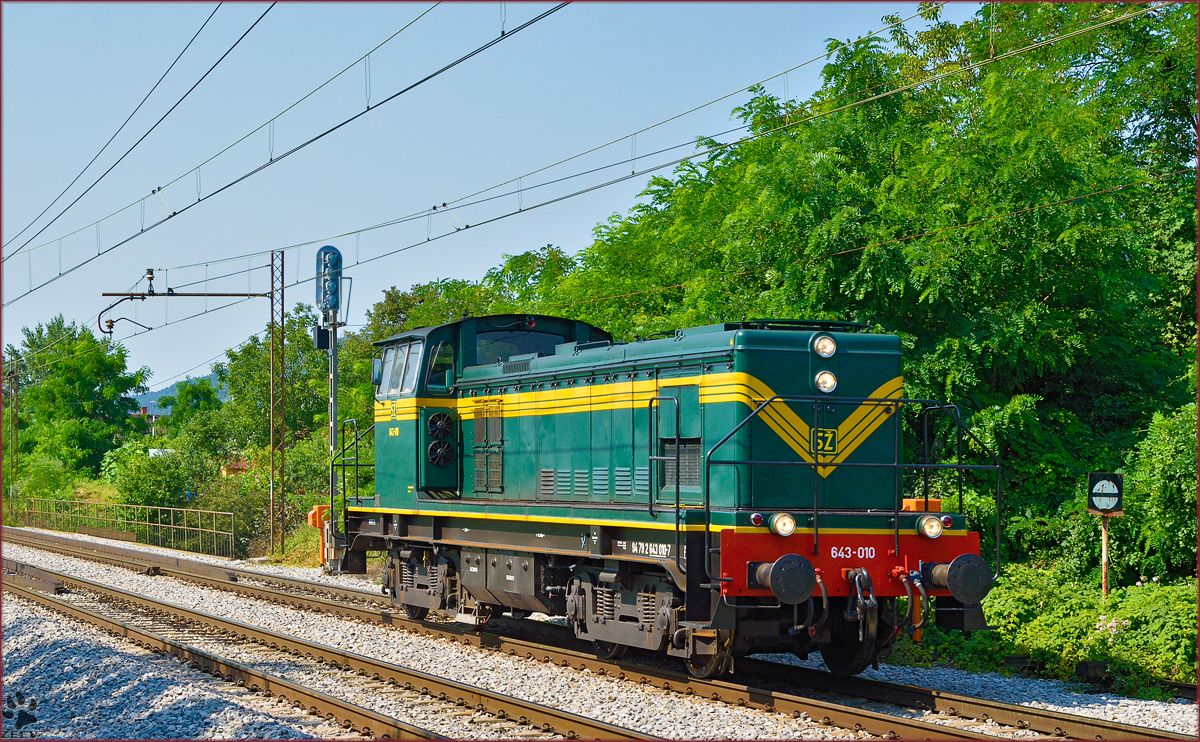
9;530;1196;738
4;542;865;740
751;653;1198;737
2;595;353;739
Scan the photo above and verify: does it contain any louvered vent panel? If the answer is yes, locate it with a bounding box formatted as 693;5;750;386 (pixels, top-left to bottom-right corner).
574;470;589;498
634;467;650;497
592;468;609;499
614;467;632;497
556;470;573;498
538;469;555;499
502;359;531;374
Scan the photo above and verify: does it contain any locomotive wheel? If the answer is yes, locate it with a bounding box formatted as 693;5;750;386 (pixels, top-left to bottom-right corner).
684;652;729;679
593;640;628;661
819;598;878;678
404;604;429;621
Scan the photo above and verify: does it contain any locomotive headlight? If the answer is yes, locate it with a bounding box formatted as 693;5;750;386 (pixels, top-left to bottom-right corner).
916;514;944;539
814;336;837;358
815;371;838;393
768;512;797;537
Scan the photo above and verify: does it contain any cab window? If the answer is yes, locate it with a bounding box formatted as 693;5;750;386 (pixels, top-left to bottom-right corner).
376;347;395;398
428;343;455;388
387;343;409;393
399;343;421;394
477;330;563;364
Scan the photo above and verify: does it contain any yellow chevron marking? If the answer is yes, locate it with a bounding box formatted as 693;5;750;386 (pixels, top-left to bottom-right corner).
373;372;902;476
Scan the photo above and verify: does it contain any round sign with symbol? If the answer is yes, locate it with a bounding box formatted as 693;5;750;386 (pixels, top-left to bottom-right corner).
1087;472;1123;516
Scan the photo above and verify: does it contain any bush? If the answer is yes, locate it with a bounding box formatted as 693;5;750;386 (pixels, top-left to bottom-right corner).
6;453;78;524
1124;402;1197;579
985;564;1196;690
107;445;190;509
888;564;1197;696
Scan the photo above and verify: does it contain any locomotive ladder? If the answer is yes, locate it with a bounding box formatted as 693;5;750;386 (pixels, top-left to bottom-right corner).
647;396;685;576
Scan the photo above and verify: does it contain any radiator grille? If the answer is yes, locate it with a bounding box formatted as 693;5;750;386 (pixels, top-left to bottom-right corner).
662;440;702;488
473;453;488;492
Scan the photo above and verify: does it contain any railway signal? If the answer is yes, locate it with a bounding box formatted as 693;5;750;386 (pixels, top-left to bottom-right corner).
1087;472;1124;596
314;246;352;571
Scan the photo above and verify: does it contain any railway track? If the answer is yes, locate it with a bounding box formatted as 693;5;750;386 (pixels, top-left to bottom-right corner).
1;558;648;741
2;573;440;739
5;527;1190;741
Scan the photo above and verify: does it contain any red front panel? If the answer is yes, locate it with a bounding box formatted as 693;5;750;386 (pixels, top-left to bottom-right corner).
720;528;981;598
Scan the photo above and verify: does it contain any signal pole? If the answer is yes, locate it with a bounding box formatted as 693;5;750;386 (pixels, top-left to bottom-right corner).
315;246;344;569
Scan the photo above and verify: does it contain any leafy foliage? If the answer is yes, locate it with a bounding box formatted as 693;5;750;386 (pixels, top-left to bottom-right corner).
5;315;149;476
156;377;222;434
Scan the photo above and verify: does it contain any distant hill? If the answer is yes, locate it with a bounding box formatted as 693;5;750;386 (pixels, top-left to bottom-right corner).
134;372;228;416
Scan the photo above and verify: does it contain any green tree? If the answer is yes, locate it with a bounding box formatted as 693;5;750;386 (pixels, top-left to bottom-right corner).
5;315;149;475
157;377;223;434
215;303;327;448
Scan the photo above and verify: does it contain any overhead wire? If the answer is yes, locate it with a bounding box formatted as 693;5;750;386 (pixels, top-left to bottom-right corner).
141;0;1168;300
3;3;277;263
1;2;568;306
163;3;949;274
11;3;1172;379
3;2;440;263
154;0;1163;281
1;2;223;250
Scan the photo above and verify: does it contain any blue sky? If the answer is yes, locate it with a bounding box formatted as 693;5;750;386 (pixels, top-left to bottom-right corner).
2;2;980;390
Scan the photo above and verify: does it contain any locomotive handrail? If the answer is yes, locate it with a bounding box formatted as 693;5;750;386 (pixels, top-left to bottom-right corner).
701;394;1002;590
331;418;376;538
647;395;683;574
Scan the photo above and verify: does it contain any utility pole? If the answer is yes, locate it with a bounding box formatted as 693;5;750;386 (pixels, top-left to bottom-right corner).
269;252;286;556
101;255;288;555
4;366;18;522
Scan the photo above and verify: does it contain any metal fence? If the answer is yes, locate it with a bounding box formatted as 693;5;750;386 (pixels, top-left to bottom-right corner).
24;499;236;558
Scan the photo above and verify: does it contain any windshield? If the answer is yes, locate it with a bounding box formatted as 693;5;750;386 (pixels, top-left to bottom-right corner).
377;342;422;397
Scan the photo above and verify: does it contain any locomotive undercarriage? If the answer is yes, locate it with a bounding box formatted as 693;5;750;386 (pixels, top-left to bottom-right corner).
372;540;894;679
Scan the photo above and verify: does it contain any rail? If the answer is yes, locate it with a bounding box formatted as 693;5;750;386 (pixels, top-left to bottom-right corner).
23;498;235;557
3;556;652;741
701;395;1002;588
1;573;443;739
7;525;1187;741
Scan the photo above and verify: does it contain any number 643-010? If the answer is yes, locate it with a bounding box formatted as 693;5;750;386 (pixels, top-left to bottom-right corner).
831;546;876;559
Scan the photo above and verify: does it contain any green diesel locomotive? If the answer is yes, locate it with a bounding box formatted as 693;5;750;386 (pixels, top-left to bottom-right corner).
330;313;999;678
